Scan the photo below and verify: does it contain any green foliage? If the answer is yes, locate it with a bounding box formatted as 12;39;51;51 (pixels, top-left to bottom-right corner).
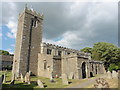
80;42;120;70
81;47;92;54
108;64;118;72
0;50;10;55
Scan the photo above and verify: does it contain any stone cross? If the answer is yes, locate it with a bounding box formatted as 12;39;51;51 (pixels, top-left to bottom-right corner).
68;72;74;79
112;70;118;78
2;73;6;83
62;73;68;85
20;73;24;82
37;80;44;88
107;71;112;79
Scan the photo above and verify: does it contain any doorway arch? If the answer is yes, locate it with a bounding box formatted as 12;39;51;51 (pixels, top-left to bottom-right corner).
82;62;86;79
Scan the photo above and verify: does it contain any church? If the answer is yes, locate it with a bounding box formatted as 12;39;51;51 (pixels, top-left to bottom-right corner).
12;5;106;80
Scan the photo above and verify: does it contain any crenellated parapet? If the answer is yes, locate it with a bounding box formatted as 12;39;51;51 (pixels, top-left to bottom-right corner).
19;4;43;20
41;42;91;59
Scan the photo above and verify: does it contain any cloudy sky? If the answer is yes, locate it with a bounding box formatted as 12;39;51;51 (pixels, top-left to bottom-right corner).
1;2;118;54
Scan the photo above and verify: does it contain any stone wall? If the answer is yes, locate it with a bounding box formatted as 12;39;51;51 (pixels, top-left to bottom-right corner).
0;55;13;70
12;7;43;77
38;53;62;78
53;57;61;77
62;54;105;79
38;53;53;78
62;54;78;79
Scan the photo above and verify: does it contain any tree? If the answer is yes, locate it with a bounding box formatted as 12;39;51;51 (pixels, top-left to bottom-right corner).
0;50;10;55
80;42;120;71
80;47;92;54
92;42;120;70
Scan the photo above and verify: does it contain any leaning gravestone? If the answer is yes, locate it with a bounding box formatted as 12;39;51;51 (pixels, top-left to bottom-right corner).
3;73;6;83
37;80;44;88
10;80;15;85
20;73;24;82
107;71;112;79
112;70;118;78
69;72;74;79
94;78;109;88
62;73;68;85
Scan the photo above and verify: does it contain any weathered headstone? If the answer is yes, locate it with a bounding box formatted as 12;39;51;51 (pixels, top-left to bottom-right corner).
69;72;74;79
3;73;6;83
118;70;120;89
37;80;44;88
11;73;15;82
62;73;68;85
20;73;24;82
28;71;31;76
107;71;112;79
1;75;4;83
112;70;118;78
94;78;109;88
24;72;30;84
50;75;55;82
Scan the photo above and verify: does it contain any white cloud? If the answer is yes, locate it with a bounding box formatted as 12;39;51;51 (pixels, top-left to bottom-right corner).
2;2;118;50
2;2;17;39
6;21;17;38
6;48;14;54
11;44;15;47
43;31;83;49
7;32;15;38
0;33;2;37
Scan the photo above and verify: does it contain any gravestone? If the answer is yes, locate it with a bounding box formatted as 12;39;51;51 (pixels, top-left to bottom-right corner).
25;72;30;84
29;71;31;76
20;73;24;82
3;73;6;83
62;73;68;85
118;70;120;89
112;70;118;78
49;72;55;82
69;72;74;79
107;71;112;79
1;75;4;83
94;78;109;88
37;80;44;88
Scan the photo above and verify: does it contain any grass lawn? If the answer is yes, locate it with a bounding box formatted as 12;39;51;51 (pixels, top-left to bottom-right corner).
2;70;69;88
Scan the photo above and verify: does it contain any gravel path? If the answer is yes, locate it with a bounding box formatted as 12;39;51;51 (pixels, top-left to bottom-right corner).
68;74;107;88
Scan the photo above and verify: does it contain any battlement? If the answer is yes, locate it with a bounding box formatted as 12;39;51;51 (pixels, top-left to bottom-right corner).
19;4;43;20
41;42;91;58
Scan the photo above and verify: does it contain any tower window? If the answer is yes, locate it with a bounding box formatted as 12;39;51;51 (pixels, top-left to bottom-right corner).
47;49;52;55
31;19;37;27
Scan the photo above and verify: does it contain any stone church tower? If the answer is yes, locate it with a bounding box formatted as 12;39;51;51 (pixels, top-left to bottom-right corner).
12;5;43;78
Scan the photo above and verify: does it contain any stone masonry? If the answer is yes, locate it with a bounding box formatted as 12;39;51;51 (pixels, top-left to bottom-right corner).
12;5;106;80
12;5;43;78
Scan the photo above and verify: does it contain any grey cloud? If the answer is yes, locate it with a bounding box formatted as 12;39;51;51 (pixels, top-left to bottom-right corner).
2;2;118;50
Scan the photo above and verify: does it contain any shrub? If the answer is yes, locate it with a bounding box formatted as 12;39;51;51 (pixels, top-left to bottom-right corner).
108;64;118;72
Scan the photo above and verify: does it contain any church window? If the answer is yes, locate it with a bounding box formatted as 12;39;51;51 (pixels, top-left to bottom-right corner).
47;49;52;55
58;51;61;56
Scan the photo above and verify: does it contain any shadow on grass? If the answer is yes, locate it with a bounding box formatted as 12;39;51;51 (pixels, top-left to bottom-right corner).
2;81;37;88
